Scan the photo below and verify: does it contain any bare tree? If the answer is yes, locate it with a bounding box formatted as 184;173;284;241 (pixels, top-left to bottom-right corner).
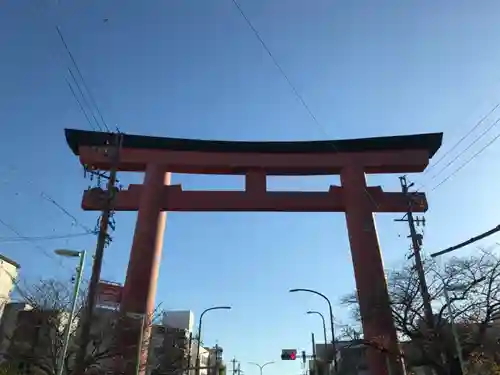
1;278;162;375
340;248;500;374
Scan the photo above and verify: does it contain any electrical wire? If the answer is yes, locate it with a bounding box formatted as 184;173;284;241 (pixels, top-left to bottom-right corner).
65;77;97;131
66;68;102;131
430;130;500;192
231;0;322;132
0;217;69;270
423;115;500;188
40;191;96;234
56;26;110;132
26;1;108;133
421;101;500;178
230;0;381;208
0;232;93;244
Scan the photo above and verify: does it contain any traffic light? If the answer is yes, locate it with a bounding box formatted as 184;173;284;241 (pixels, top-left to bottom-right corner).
281;349;297;360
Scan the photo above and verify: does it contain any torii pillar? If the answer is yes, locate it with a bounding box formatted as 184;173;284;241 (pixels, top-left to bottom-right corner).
65;128;443;375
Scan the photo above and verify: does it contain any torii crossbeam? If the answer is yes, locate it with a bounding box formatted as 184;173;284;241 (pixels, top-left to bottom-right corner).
65;128;442;375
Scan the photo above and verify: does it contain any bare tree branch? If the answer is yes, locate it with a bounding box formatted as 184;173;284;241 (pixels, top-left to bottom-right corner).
339;247;500;374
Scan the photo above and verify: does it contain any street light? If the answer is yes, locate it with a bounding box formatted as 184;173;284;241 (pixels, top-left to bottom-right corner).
248;361;274;375
430;249;473;375
54;249;86;375
306;311;328;352
195;306;232;375
289;288;338;372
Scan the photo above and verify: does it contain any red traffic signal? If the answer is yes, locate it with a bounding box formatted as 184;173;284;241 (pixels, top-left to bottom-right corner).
281;349;297;360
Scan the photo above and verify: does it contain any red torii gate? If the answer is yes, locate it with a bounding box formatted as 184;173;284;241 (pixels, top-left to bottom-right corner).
65;129;442;375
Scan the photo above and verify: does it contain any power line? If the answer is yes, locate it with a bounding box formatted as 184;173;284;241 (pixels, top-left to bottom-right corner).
230;0;382;209
0;232;93;244
230;0;323;132
423;115;500;188
421;101;500;178
26;2;108;133
65;77;97;131
55;26;110;132
40;191;96;234
0;217;68;270
431;130;500;192
1;167;97;237
430;224;500;258
67;68;102;131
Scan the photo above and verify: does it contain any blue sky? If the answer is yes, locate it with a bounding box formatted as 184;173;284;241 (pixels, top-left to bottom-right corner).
2;0;500;373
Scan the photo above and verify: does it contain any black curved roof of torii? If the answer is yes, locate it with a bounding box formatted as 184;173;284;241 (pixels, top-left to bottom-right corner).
65;128;443;158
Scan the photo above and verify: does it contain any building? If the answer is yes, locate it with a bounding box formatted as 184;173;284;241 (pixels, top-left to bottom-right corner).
206;345;223;375
163;310;194;332
5;308;70;374
0;302;32;361
148;310;224;375
148;325;190;375
0;254;20;319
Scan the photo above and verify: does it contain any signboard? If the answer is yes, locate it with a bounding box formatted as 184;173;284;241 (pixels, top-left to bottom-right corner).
96;281;123;309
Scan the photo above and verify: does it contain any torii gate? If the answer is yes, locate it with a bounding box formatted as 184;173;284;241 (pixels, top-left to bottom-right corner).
65;129;442;375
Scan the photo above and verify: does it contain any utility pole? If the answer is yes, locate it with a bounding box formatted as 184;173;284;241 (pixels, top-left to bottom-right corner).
396;176;434;329
74;132;123;375
396;176;440;375
231;358;237;375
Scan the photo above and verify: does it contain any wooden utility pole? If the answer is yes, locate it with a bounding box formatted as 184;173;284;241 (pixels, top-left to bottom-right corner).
74;132;122;374
397;176;434;329
396;176;441;375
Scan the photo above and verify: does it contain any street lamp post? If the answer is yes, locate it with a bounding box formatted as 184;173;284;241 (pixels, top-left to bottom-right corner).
306;311;328;350
441;283;467;375
195;306;231;375
430;250;471;375
54;249;86;375
290;289;338;372
248;361;275;375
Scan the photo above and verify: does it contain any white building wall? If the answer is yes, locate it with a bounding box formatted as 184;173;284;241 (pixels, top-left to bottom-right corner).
0;255;20;319
188;343;210;375
163;310;194;332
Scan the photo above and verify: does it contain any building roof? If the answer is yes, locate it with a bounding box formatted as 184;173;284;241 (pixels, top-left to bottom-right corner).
65;128;443;158
0;254;20;269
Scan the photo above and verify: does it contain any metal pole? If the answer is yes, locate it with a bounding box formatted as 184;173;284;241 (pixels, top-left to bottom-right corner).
57;251;86;375
430;249;467;375
195;307;231;375
307;311;328;354
248;361;274;375
75;133;122;374
186;332;193;375
289;289;337;372
441;280;466;375
195;316;202;375
311;332;318;375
